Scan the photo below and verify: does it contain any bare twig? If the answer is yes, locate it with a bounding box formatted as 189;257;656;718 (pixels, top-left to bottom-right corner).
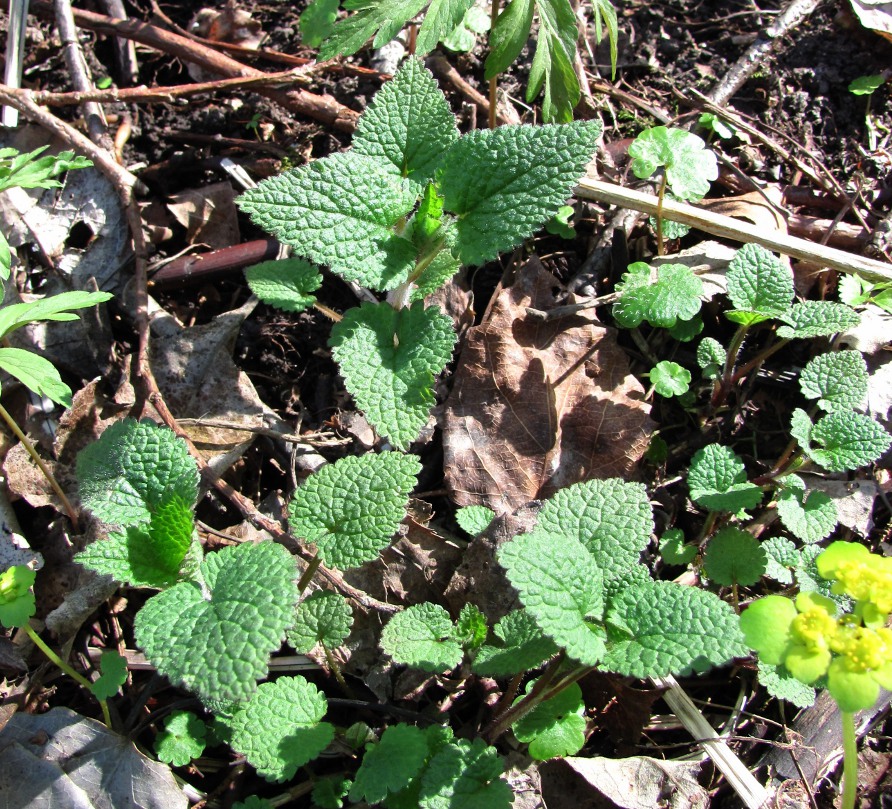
29;0;360;133
575;176;892;282
0;86;144;193
708;0;825;106
54;0;115;152
97;0;139;85
427;54;519;127
27;68;313;107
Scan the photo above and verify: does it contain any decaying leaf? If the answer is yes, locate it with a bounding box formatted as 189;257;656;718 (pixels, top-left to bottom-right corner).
0;707;187;808
540;755;708;809
166;182;240;250
443;258;653;513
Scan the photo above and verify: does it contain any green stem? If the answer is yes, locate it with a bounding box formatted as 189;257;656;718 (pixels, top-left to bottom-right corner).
487;0;499;129
24;623;111;728
297;553;323;595
0;401;79;529
656;173;667;256
841;711;858;809
483;652;567;743
711;324;750;408
321;641;355;699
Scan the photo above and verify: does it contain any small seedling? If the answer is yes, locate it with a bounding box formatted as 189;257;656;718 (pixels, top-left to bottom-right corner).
848;73;888;151
627;126;718;253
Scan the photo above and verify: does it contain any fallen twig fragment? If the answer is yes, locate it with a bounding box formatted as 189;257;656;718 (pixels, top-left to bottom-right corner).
576;176;892;282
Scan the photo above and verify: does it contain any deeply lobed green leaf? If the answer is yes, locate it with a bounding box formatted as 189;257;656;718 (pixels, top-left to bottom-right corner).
288;451;420;570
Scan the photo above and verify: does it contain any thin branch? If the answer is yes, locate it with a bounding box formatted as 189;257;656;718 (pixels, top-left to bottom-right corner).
575;176;892;282
29;0;359;133
27;68;316;107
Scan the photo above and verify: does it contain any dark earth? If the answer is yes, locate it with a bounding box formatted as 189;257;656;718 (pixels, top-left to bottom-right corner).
1;0;892;807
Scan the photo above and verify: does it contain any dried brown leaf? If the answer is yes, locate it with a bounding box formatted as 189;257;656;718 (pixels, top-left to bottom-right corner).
442;258;653;513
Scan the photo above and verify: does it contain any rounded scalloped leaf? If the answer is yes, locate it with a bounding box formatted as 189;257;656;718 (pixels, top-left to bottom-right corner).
806;410;892;472
725;243;794;324
702;527;766;586
613;262;704;329
134;541;298;703
244;258;322;313
628;126;718;200
419;738;511;809
603;580;748;677
380;602;463;673
776;485;837;543
688;443;762;512
531;478;653;582
439;122;601;266
231;676;333;782
799;350;868;413
155;711;207;767
350;724;429;804
353;57;459;189
330;301;456;451
498;532;606;665
288;451;420;570
0;564;36;628
77;419;199;527
456;505;496;536
287;590;353;653
651;360;691;398
512;681;586;760
472;609;558;677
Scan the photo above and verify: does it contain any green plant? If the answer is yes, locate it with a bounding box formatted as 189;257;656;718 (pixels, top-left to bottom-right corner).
848;73;888;152
313;0;618;124
239;58;600;449
627;126;718;254
740;542;892;809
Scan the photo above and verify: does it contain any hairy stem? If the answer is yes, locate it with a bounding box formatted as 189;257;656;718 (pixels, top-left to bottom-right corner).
711;324;750;409
321;642;355;699
0;402;79;529
297;553;323;595
24;623;111;727
483;652;566;742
